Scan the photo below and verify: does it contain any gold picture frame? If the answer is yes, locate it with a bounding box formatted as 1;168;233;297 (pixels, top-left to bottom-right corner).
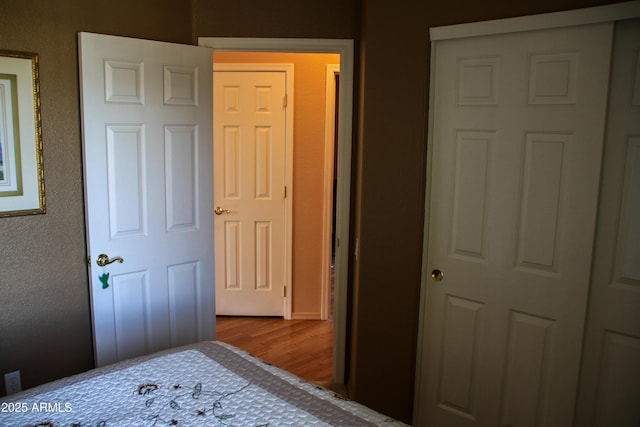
0;50;45;217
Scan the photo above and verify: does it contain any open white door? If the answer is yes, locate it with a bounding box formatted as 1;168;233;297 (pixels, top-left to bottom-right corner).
213;67;290;317
79;32;215;367
416;21;613;426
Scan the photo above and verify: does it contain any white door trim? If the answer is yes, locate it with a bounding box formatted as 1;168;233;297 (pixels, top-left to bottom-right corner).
430;0;640;40
199;37;354;386
322;64;340;321
214;62;294;320
415;2;640;424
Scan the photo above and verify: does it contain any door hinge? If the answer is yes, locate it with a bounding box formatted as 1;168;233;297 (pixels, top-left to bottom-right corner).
284;186;287;199
283;94;288;109
282;286;286;298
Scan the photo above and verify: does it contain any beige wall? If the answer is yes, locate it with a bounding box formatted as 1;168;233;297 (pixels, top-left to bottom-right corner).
214;52;340;318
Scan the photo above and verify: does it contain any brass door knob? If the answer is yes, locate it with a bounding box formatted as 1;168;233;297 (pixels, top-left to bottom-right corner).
96;253;124;267
214;206;230;215
431;269;444;282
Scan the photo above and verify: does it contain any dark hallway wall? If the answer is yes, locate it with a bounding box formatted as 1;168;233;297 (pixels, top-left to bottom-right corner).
191;0;360;39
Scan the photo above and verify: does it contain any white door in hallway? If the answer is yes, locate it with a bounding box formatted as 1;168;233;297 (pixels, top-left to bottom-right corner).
417;23;613;426
213;68;288;316
575;19;640;426
79;33;215;367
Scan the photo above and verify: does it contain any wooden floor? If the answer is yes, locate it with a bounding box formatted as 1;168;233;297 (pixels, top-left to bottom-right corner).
216;316;334;385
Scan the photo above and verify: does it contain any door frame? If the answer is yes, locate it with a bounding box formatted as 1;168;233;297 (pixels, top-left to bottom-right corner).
213;62;294;319
322;63;340;320
199;37;354;385
414;1;640;423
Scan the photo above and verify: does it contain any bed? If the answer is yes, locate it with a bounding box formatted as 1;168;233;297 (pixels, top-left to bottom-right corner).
0;341;408;426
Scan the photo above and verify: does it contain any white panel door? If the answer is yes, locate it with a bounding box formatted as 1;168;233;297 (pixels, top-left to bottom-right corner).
79;33;214;367
576;19;640;426
213;70;287;316
417;23;613;426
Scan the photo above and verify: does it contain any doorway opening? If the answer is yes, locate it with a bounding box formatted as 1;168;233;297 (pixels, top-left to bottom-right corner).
200;37;355;386
212;52;339;382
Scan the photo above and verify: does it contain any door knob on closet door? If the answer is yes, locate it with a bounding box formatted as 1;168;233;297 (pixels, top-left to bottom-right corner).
431;269;444;282
214;206;230;215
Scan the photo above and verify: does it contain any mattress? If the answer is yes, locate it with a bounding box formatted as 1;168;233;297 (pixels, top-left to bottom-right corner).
0;341;408;426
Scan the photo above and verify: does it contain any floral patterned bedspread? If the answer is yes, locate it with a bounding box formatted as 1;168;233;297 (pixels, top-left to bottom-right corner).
0;342;408;427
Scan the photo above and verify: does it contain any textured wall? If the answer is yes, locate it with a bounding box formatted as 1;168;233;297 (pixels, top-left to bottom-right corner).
192;0;360;40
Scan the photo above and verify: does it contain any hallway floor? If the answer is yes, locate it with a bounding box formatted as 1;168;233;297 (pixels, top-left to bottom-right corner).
215;316;337;389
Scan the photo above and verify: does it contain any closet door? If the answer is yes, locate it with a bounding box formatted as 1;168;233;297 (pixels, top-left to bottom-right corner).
575;19;640;426
416;22;613;426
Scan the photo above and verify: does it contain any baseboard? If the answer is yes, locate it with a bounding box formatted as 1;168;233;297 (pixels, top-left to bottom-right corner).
291;312;322;320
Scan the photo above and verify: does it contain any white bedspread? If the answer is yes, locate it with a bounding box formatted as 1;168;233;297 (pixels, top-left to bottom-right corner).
0;342;408;427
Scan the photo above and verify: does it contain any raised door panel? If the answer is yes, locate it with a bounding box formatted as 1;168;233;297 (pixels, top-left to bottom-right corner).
106;124;146;238
104;60;144;104
164;65;198;106
615;139;640;286
168;262;200;347
112;271;149;360
438;296;484;421
515;133;569;273
255;126;273;199
165;125;198;231
500;312;554;427
255;221;272;290
223;126;241;199
592;332;640;426
527;52;578;105
451;131;492;261
223;221;242;290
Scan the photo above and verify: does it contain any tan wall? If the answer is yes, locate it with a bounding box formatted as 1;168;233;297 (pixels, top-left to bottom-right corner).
214;52;340;318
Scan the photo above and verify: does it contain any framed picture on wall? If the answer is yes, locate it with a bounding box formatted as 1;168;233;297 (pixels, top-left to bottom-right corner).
0;50;45;217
